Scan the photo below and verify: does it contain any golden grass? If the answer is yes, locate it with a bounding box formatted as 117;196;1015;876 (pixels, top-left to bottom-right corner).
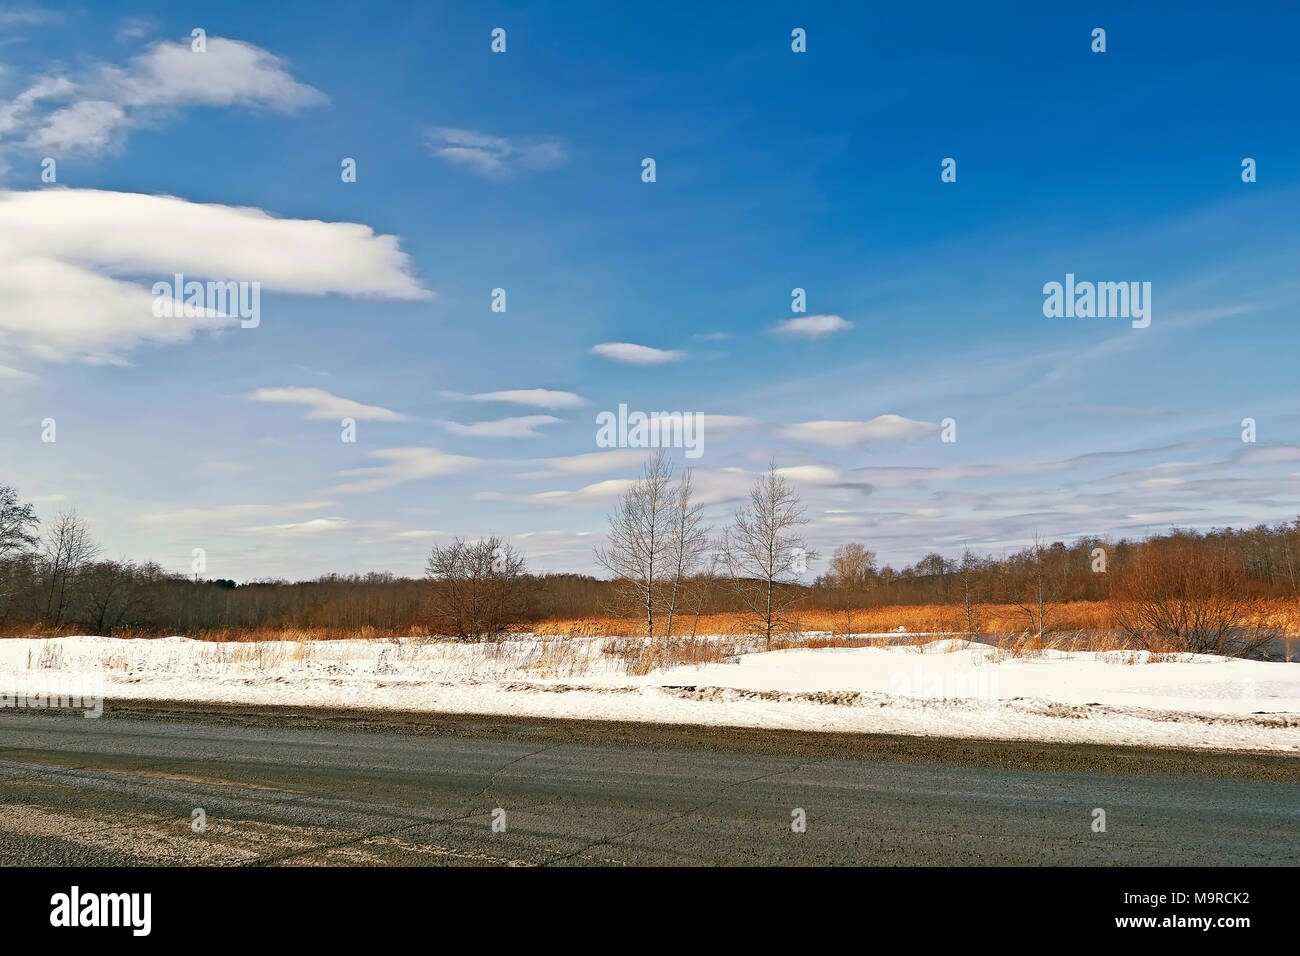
2;599;1297;645
537;599;1300;638
602;637;743;675
535;602;1102;638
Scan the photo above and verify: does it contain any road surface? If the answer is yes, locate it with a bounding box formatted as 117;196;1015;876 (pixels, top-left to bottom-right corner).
0;700;1296;865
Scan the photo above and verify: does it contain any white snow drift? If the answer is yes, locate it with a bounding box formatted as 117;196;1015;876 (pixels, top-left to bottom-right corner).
1;635;1296;752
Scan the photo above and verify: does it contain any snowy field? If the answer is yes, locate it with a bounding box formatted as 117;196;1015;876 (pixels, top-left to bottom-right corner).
1;634;1298;752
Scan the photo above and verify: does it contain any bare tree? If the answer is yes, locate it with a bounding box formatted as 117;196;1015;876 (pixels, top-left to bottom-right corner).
424;536;528;640
721;463;817;647
38;511;99;626
1003;533;1056;640
0;485;40;619
80;560;164;635
956;549;984;643
661;468;711;637
0;485;39;558
826;543;877;635
594;451;675;636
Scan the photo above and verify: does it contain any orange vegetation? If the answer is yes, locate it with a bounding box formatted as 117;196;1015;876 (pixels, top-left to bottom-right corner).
533;602;1109;638
537;599;1300;639
5;599;1298;644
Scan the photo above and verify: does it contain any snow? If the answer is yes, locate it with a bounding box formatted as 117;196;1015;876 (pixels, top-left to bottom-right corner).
1;634;1297;752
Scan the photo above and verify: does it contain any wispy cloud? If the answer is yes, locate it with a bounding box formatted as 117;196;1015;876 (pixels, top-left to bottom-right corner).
1;36;326;156
513;448;649;479
440;415;562;438
114;17;157;44
246;516;351;535
442;388;586;410
134;499;337;530
778;415;939;447
772;314;853;339
249;387;407;422
0;363;36;385
333;447;481;493
423;127;566;178
589;342;685;365
0;5;59;29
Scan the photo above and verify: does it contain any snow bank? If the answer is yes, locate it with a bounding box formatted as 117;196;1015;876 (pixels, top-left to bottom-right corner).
1;635;1297;752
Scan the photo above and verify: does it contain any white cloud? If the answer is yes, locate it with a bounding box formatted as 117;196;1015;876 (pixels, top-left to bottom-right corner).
3;36;326;155
514;448;650;479
779;415;939;447
25;99;125;152
590;342;686;365
774;464;841;483
108;37;325;111
443;388;587;410
527;478;636;505
0;362;36;384
249;387;406;422
0;189;426;296
516;462;845;511
0;249;229;364
333;447;482;493
423;127;566;178
134;499;337;530
115;18;157;44
246;517;351;534
0;6;58;29
0;75;76;137
773;314;854;339
0;188;428;363
441;415;562;438
1236;445;1300;466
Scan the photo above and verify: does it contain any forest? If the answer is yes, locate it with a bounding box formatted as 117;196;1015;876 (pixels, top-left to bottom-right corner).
2;473;1297;655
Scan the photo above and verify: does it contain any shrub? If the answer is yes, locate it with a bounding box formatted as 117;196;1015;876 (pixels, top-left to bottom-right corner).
1111;541;1279;656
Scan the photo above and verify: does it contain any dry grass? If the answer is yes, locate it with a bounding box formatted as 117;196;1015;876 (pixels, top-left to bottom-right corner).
599;637;740;675
536;603;1111;638
2;599;1297;645
187;624;430;644
539;599;1300;639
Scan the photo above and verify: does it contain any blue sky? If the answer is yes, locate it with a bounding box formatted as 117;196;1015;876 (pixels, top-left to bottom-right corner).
2;1;1299;580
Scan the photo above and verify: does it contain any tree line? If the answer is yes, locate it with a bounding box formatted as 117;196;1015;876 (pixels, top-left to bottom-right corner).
1;478;1294;655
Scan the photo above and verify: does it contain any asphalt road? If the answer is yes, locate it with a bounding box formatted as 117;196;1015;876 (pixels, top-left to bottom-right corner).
0;700;1296;865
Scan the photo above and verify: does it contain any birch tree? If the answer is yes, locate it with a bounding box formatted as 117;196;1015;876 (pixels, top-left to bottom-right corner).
956;549;984;643
594;451;675;636
721;463;816;647
661;468;711;637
